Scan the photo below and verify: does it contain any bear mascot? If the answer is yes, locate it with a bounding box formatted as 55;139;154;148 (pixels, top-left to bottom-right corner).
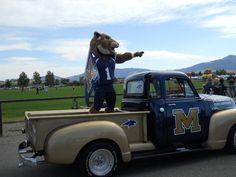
85;32;144;113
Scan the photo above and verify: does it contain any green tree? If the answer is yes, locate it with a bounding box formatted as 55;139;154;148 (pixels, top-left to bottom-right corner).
61;78;70;86
33;72;42;86
17;72;30;91
55;79;60;86
45;71;55;86
215;69;227;75
5;79;11;88
191;71;197;77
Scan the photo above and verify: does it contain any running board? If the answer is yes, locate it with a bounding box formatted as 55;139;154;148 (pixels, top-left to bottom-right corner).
132;147;209;160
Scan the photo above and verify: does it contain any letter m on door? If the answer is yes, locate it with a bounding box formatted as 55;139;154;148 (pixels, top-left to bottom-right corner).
173;108;201;135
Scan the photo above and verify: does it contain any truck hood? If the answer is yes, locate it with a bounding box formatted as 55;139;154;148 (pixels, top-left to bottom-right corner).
199;94;236;111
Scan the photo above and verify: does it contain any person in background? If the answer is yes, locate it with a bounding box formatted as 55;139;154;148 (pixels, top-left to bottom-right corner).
203;78;213;94
227;75;236;97
36;86;39;95
212;78;220;95
219;78;228;96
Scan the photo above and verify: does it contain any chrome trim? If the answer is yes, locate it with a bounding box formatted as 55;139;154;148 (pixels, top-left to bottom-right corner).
18;141;45;167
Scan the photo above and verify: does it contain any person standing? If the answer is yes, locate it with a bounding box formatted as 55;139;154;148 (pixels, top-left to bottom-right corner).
203;78;213;94
227;75;236;97
36;86;39;95
219;78;228;96
212;78;220;95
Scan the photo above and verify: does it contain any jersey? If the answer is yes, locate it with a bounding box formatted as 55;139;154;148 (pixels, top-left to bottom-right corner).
94;54;116;86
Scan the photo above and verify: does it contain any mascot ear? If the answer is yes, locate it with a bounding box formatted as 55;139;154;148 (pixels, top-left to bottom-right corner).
94;32;102;40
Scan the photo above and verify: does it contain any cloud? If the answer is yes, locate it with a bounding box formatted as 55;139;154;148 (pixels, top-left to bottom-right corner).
118;50;216;70
201;14;236;38
0;57;47;80
38;39;90;61
0;32;33;51
0;0;235;37
0;0;227;27
190;1;236;38
0;42;31;51
0;56;84;80
0;49;216;80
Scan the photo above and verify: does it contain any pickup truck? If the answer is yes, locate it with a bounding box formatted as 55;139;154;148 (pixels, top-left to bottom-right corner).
18;71;236;177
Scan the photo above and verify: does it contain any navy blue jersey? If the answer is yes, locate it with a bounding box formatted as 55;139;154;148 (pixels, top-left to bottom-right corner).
95;57;115;85
88;52;116;86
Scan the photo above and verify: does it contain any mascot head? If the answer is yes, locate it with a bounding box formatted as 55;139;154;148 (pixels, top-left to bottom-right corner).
90;32;119;59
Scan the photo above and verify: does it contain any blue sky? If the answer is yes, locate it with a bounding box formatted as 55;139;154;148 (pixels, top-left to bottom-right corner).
0;0;236;80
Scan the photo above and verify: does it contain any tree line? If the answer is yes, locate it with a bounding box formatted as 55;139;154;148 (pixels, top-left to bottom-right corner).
187;69;235;77
2;71;83;90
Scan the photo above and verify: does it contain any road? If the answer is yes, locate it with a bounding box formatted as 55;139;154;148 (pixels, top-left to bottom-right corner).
0;123;236;177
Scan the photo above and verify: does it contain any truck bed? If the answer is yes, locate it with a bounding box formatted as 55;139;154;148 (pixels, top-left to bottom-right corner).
25;108;150;151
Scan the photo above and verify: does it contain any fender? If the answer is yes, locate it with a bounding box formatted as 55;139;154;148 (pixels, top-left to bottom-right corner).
44;120;131;164
205;109;236;149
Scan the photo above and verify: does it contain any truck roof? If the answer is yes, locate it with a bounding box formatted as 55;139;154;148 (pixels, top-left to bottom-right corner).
125;70;188;80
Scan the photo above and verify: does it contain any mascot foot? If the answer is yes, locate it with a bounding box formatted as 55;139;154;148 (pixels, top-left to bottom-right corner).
89;107;99;114
105;108;114;113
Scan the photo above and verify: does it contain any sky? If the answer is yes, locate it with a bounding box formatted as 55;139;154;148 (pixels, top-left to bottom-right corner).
0;0;236;80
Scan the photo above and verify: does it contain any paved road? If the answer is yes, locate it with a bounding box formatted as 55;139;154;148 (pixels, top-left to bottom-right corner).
0;123;236;177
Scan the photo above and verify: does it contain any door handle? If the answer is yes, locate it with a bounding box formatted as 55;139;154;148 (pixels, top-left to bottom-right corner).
160;107;165;113
168;103;176;106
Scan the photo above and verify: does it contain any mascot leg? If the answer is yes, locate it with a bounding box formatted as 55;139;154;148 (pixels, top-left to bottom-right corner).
89;87;105;113
105;86;116;113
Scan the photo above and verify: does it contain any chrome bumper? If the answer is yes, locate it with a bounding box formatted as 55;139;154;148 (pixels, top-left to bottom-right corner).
18;140;45;167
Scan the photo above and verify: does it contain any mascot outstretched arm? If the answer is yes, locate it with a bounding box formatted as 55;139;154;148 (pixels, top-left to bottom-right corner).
84;32;144;113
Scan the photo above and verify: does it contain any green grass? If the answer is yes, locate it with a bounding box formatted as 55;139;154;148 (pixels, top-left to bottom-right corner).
1;80;203;123
0;85;124;122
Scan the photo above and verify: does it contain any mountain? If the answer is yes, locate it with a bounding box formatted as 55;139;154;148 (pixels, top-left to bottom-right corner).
41;75;64;81
66;68;150;81
178;55;236;72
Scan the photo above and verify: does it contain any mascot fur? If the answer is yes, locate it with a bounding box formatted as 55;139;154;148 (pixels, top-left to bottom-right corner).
87;32;144;113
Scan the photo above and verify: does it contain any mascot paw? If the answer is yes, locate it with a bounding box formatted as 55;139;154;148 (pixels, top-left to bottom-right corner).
134;51;144;57
89;107;99;114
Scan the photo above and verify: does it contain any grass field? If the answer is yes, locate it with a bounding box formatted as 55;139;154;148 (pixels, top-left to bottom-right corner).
0;80;203;123
0;85;124;122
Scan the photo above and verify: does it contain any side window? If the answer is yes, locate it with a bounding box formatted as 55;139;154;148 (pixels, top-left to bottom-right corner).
183;80;194;97
148;79;161;99
126;80;144;96
165;78;194;98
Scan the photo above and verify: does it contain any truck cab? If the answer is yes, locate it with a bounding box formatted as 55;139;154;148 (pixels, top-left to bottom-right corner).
122;71;235;149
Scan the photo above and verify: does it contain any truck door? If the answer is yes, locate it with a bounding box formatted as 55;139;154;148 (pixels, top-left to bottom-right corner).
164;77;207;145
147;77;167;145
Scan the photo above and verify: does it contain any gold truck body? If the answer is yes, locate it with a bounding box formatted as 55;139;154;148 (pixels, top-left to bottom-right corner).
23;109;152;165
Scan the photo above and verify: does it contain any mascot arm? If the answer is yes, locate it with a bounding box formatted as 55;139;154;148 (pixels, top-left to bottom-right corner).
116;51;144;64
116;53;133;63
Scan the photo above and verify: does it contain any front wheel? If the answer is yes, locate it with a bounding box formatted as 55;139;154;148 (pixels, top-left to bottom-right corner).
226;126;236;153
78;142;120;177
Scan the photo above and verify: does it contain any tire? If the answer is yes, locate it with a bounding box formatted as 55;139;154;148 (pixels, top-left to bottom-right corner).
226;126;236;153
78;142;119;177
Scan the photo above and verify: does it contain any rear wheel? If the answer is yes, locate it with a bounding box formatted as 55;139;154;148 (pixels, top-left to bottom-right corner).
226;126;236;153
78;142;120;177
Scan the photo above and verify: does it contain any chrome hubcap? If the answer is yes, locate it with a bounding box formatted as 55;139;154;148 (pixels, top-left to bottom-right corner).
89;149;114;176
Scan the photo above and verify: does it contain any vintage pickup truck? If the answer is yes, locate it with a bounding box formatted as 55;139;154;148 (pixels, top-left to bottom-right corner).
18;71;236;177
